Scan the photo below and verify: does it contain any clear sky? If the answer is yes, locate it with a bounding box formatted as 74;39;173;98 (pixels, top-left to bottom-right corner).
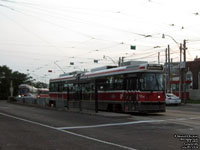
0;0;200;83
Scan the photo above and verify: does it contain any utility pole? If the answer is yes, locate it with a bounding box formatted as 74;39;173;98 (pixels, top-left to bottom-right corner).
158;52;160;64
10;80;14;97
168;45;171;92
179;43;182;100
165;48;168;93
118;57;121;66
183;40;187;104
122;57;125;63
171;58;173;84
95;79;98;113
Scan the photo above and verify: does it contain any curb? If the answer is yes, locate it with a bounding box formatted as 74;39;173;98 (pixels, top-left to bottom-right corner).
7;101;131;118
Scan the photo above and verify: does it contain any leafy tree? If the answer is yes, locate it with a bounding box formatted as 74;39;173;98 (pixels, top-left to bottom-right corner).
0;65;12;100
33;81;48;88
11;71;33;97
0;65;33;100
0;65;48;100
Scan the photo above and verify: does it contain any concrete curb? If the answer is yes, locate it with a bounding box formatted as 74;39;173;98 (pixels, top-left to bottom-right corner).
7;100;131;118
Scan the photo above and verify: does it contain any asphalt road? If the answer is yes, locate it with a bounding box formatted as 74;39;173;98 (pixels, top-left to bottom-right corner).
0;100;199;150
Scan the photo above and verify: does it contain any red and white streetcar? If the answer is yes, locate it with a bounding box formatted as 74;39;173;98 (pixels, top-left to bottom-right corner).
49;61;166;113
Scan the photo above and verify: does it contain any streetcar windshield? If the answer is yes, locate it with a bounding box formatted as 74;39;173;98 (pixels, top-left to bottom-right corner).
140;73;164;91
19;88;29;95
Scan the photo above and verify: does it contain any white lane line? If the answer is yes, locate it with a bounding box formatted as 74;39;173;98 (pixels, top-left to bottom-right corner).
57;117;200;130
57;120;165;130
0;112;136;150
167;117;200;121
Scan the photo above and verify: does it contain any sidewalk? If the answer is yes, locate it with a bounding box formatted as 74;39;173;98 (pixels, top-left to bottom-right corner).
64;107;131;118
182;103;200;107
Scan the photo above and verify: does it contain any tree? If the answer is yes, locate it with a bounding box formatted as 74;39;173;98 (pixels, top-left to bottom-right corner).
0;65;12;100
33;81;48;88
0;65;32;100
11;71;33;97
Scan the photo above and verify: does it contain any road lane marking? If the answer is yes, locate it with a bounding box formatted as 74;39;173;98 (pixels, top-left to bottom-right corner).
57;120;165;130
57;117;200;130
1;112;200;150
0;112;136;150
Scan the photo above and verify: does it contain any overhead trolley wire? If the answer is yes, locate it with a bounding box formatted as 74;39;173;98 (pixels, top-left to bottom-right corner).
0;0;157;39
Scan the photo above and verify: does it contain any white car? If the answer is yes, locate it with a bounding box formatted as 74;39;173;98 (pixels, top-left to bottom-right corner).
165;93;181;105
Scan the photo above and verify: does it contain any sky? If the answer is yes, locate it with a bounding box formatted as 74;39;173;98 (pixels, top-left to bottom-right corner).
0;0;200;83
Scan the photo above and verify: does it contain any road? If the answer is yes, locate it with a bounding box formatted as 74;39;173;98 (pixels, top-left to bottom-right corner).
0;100;199;150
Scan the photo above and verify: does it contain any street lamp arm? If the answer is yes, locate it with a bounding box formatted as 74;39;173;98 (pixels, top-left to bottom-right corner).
162;34;179;45
103;55;117;64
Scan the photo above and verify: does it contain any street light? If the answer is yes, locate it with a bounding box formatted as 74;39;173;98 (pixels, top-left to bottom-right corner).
162;34;179;45
162;34;179;93
103;55;117;65
162;34;187;101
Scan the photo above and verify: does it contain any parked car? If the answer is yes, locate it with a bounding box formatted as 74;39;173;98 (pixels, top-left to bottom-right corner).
165;93;181;105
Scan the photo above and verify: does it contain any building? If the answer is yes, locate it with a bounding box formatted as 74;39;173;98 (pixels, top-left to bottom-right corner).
170;58;200;100
186;58;200;100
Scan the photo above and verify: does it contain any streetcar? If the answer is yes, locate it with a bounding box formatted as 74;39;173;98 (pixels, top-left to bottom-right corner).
49;62;166;113
37;88;49;98
18;84;38;98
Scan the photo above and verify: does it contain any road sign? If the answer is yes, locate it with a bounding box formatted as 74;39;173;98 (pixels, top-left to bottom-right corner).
130;45;136;50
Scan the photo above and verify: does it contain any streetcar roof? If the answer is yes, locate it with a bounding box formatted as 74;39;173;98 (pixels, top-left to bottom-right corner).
50;74;75;82
50;63;163;83
38;88;49;91
82;63;151;79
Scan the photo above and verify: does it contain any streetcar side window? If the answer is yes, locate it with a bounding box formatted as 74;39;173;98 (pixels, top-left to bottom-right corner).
113;78;123;90
49;83;55;92
126;78;137;90
58;82;64;92
98;79;107;91
97;75;124;91
63;83;68;91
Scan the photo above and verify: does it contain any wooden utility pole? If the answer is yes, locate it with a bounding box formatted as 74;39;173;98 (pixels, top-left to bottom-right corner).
118;57;121;66
179;43;182;100
183;40;187;104
168;45;171;92
10;80;14;97
95;80;98;113
158;52;160;64
165;48;168;93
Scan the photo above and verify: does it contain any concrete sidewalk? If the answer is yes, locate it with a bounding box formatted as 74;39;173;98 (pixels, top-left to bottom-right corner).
64;107;132;118
182;103;200;107
7;100;131;118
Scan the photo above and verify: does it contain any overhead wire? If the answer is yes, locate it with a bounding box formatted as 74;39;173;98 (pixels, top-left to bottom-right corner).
1;0;197;80
0;0;149;38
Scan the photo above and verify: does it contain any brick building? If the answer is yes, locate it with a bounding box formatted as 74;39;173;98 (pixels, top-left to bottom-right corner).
186;58;200;100
170;58;200;100
186;58;200;89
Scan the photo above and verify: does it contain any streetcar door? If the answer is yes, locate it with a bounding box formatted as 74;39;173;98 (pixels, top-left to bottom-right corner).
125;77;138;111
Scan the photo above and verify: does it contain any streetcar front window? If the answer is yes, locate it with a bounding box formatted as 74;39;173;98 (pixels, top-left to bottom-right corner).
19;88;29;95
140;73;164;91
